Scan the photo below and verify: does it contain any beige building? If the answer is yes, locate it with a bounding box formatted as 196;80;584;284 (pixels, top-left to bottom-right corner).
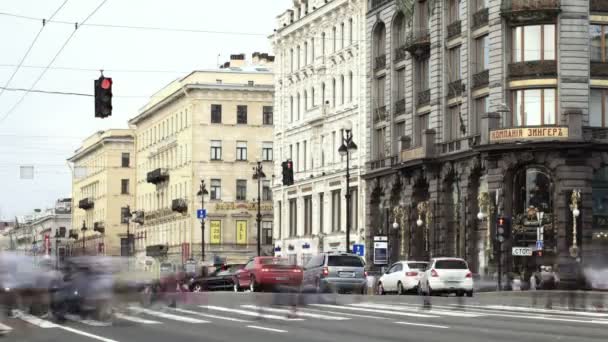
68;129;135;256
129;53;275;267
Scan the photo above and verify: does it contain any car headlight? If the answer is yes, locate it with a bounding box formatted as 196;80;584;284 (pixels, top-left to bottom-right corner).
3;287;10;292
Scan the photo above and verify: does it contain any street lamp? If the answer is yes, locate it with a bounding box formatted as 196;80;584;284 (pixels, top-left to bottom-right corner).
253;161;266;257
81;221;87;255
338;121;357;253
570;190;581;258
54;230;61;269
197;180;209;261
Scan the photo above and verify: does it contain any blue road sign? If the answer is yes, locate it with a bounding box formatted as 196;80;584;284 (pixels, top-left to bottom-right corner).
197;209;207;219
536;240;543;250
353;244;365;257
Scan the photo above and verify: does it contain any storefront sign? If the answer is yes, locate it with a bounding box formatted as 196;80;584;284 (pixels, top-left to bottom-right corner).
236;221;247;245
512;247;533;256
215;202;273;211
210;220;221;244
490;127;569;142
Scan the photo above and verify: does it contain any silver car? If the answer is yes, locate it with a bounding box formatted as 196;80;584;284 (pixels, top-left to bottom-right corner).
302;253;367;294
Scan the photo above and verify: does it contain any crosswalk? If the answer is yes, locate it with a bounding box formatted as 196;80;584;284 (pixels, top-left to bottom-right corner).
3;300;608;338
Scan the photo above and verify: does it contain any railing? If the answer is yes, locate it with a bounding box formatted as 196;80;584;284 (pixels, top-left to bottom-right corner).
472;8;489;29
78;198;94;210
508;60;557;79
394;45;407;63
146;168;169;184
171;199;188;213
502;0;560;11
371;0;391;11
472;69;489;89
501;0;561;23
93;222;105;234
374;106;388;122
375;54;387;71
395;98;406;115
447;79;465;98
367;155;397;171
417;89;431;106
591;0;608;12
447;20;462;40
404;29;431;59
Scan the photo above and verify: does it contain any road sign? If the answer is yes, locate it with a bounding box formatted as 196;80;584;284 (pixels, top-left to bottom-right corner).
197;209;207;219
352;244;365;257
536;240;544;250
512;247;533;256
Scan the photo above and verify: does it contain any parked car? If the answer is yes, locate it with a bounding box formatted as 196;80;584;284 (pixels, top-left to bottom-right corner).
189;264;245;292
418;258;473;297
377;261;428;295
302;253;367;294
234;257;302;292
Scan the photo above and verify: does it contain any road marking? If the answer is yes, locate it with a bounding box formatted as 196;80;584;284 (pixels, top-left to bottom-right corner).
300;307;385;320
17;312;57;328
358;303;484;318
0;322;13;334
481;305;608;318
55;325;120;342
241;305;350;320
128;307;209;323
246;325;287;333
114;313;162;324
169;308;252;323
394;321;450;329
203;305;305;321
309;304;438;318
65;314;112;327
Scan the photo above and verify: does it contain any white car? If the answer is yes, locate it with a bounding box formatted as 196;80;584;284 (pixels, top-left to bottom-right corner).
418;258;473;297
377;261;428;295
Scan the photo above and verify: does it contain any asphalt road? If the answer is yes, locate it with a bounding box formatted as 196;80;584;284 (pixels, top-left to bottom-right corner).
1;291;607;342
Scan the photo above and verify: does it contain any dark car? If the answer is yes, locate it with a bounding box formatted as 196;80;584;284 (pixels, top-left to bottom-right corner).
302;253;367;294
189;264;245;292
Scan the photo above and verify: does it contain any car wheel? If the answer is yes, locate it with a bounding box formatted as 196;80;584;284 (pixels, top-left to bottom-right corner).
249;276;257;292
466;291;473;298
397;282;405;295
192;284;204;293
377;282;385;295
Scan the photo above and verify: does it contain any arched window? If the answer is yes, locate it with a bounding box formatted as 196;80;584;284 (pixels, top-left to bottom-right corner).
393;12;406;49
321;32;326;56
513;167;552;215
321;83;326;106
311;87;316;107
349;18;354;45
304;90;308;111
373;22;386;59
349;71;354;102
290;96;294;122
340;75;345;105
332;78;336;107
297;93;301;120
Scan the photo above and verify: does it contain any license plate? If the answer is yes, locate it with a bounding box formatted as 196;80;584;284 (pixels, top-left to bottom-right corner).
276;277;288;281
339;272;355;278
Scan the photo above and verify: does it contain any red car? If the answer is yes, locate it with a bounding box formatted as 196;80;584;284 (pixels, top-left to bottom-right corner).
234;257;303;292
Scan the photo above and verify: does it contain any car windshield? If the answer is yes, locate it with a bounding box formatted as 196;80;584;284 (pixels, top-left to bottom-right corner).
260;258;291;265
435;260;467;269
407;262;428;270
328;256;364;267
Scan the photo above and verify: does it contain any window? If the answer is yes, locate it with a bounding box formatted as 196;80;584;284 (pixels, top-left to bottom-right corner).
474;0;488;10
416;114;430;146
211;104;222;123
340;22;345;49
121;153;130;168
236;141;247;161
304;42;308;65
248;80;254;86
290;49;294;72
591;89;608;127
311;38;315;60
448;0;460;23
262;222;273;245
394;121;405;153
349;18;353;45
304;196;312;236
396;69;405;101
513;25;555;62
121;179;129;194
237;105;248;124
350;188;358;232
435;259;468;269
210;140;222;160
296;142;300;171
448;46;461;82
262;180;272;201
210;179;221;200
446;104;462;141
304;90;308;111
475;35;489;72
328;255;364;267
303;141;307;171
297;45;301;69
311;87;316;107
417;58;430;91
340;75;345;104
289;199;297;237
297;93;301;120
319;192;324;233
332;78;336;107
236;180;247;201
512;88;556;126
591;25;608;62
321;32;326;56
348;72;354;103
332;26;337;52
321;83;326;106
290;97;294;122
277;201;282;239
375;127;386;159
332;189;341;232
472;96;488;134
376;76;386;109
263;106;273;125
262;142;273;161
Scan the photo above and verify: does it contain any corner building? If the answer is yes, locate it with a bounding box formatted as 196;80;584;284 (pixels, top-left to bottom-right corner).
364;0;608;289
271;0;369;265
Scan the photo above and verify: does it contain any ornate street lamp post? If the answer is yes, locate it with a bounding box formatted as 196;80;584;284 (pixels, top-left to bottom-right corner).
253;161;266;257
81;221;87;255
338;121;357;253
197;180;209;261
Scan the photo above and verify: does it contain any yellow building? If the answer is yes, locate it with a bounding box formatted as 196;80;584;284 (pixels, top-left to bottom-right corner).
68;129;135;256
128;53;275;267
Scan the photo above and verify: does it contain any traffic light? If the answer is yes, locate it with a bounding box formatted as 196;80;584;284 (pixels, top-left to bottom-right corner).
281;160;294;186
95;75;113;118
496;216;511;243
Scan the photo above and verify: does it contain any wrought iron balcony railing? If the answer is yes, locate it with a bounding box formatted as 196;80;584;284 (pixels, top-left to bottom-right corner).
501;0;561;24
472;69;490;89
78;198;94;210
417;89;431;107
375;54;387;71
146;168;169;185
447;20;462;40
472;8;489;29
404;29;431;59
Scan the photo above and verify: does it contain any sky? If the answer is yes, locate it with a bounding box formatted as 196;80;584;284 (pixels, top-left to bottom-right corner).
0;0;291;219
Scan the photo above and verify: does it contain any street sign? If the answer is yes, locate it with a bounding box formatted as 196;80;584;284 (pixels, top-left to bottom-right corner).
352;244;365;257
197;209;207;219
536;240;544;250
512;247;533;256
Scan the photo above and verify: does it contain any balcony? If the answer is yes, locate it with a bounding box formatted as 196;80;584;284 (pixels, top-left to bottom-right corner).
93;222;105;234
68;229;79;240
367;155;397;171
171;199;188;214
447;79;465;99
417;89;431;107
592;0;608;12
399;130;436;164
374;54;387;71
78;198;94;210
508;60;557;80
395;98;406;115
146;168;169;185
404;29;431;59
394;45;407;63
447;20;462;40
472;8;489;29
374;106;388;123
472;69;490;89
501;0;561;25
591;62;608;78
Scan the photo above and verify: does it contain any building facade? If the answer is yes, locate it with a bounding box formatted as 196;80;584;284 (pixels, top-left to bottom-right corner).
271;0;368;265
364;0;608;288
68;130;135;256
128;53;275;268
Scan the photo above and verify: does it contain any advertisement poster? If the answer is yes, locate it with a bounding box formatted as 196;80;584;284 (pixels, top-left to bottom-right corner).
236;221;248;245
210;220;221;244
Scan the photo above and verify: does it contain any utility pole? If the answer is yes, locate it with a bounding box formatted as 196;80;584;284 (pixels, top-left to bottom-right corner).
253;161;266;257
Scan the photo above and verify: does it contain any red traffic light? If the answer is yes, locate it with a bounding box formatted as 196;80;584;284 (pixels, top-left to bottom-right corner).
287;162;292;169
498;218;504;225
101;78;112;90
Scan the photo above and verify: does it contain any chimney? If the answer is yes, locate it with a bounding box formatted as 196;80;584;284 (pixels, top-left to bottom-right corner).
229;53;246;68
